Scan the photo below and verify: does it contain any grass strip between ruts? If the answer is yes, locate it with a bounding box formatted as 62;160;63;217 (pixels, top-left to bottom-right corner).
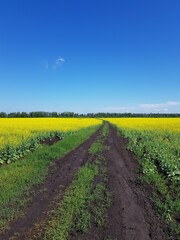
44;163;98;240
115;126;180;235
44;122;110;240
0;124;101;232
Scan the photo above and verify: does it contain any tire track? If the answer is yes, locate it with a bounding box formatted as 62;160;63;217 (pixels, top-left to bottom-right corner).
103;124;169;240
1;126;102;240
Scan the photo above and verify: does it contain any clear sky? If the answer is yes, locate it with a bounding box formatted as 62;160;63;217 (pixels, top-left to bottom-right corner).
1;0;180;113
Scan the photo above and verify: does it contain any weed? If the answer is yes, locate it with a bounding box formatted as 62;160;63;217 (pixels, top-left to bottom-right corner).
44;163;98;240
0;125;100;232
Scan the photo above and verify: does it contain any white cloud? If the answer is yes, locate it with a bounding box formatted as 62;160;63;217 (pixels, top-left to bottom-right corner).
139;101;180;112
41;56;65;71
53;56;65;70
166;101;180;106
103;101;180;113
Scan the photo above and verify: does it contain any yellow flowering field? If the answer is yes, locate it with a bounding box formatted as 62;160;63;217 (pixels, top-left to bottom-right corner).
105;118;180;133
104;118;180;230
0;118;102;164
105;118;180;181
0;118;101;151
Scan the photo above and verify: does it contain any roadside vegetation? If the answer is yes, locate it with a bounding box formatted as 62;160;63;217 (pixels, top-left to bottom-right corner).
1;117;179;239
0;118;101;165
44;162;99;240
42;122;110;240
107;118;180;235
0;124;101;233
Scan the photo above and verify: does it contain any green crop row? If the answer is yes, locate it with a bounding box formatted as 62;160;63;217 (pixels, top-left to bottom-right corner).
0;125;100;232
118;128;180;181
0;131;63;165
116;126;180;234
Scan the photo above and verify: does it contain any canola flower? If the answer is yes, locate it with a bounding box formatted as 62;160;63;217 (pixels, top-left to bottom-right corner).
106;118;180;228
0;118;101;150
105;118;180;181
105;118;180;133
0;118;101;164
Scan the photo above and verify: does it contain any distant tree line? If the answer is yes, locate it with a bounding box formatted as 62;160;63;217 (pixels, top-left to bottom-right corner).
0;111;180;118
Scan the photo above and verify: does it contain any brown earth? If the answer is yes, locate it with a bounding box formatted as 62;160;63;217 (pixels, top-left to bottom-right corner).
1;124;177;240
40;136;61;145
103;125;171;240
1;126;102;240
72;124;173;240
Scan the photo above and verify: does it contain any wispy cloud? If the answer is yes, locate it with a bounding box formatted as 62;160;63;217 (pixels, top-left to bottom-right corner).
53;56;65;70
139;101;180;112
103;101;180;113
42;56;65;71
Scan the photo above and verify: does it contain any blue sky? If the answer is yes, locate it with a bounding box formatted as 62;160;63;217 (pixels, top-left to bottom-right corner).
1;0;180;113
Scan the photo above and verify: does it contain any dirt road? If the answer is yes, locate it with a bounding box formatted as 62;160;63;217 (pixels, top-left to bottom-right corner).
102;125;169;240
1;124;172;240
1;126;102;240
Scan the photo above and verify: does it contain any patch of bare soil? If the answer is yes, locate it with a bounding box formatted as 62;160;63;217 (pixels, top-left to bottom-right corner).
1;126;102;240
78;124;173;240
40;136;61;145
102;124;172;240
2;124;176;240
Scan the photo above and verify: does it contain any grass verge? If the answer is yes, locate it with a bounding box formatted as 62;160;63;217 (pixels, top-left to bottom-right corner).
88;121;109;156
0;124;101;232
42;122;110;239
44;163;98;240
115;125;180;236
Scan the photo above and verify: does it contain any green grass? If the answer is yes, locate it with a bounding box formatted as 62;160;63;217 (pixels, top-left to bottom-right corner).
0;131;62;165
71;158;110;234
87;123;111;228
0;124;101;232
88;122;109;156
43;123;111;240
101;121;109;137
44;163;98;240
116;125;180;235
90;181;111;227
44;172;110;239
88;140;103;155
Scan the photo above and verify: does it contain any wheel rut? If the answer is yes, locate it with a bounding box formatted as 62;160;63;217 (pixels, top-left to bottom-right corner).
1;124;172;240
1;126;102;240
70;124;169;240
103;124;169;240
